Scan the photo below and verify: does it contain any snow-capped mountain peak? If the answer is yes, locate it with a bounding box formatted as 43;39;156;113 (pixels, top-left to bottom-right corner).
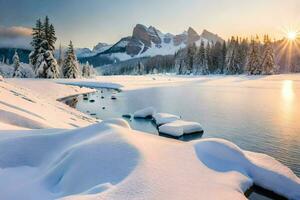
80;24;224;65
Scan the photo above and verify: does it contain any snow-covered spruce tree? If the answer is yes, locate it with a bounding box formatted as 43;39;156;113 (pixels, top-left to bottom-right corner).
63;41;80;79
186;43;197;74
211;41;223;73
194;40;208;75
225;37;240;74
44;50;60;78
13;51;24;78
220;41;227;74
44;16;56;52
206;43;213;74
246;37;262;75
261;35;275;75
30;16;59;78
29;18;44;70
82;61;92;78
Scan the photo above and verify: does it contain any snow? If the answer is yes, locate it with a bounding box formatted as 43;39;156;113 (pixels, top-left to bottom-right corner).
159;120;203;137
153;112;180;126
194;139;300;199
1;79;95;130
133;107;156;118
0;75;299;200
58;80;123;90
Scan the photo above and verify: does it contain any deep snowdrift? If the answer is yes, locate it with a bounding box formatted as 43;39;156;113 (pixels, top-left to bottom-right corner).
1;76;300;200
0;120;299;200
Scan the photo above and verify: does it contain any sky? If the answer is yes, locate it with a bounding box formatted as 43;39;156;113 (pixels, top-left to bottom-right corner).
0;0;300;49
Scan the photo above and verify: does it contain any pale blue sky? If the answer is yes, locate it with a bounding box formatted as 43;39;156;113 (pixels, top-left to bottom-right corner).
0;0;300;48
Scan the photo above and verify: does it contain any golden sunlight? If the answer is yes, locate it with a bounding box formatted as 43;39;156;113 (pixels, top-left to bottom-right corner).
282;80;295;102
287;31;297;41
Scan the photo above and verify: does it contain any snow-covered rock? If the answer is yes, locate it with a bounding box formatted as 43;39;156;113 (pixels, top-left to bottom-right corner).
133;107;156;118
153;113;180;126
159;120;203;137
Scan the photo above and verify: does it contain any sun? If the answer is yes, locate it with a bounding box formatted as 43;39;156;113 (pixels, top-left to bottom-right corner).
287;31;297;41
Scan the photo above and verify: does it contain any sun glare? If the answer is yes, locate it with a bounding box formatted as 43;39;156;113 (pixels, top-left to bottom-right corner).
287;31;297;41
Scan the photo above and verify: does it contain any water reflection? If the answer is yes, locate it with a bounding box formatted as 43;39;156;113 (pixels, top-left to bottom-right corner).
282;80;294;103
62;84;300;178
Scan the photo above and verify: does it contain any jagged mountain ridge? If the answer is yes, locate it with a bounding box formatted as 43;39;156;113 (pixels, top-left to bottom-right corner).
79;24;224;66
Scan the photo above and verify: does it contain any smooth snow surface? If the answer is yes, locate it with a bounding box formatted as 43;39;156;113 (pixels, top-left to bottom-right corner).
0;121;299;200
159;120;203;137
0;76;299;200
1;79;95;129
153;113;181;126
133;107;156;118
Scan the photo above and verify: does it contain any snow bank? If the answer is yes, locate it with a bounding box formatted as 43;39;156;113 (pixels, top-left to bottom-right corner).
1;80;95;130
133;107;156;118
0;119;299;199
153;113;180;126
159;120;203;137
194;139;300;199
58;80;123;90
0;121;140;200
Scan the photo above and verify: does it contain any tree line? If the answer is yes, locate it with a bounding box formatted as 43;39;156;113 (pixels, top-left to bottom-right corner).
175;35;275;75
102;35;276;76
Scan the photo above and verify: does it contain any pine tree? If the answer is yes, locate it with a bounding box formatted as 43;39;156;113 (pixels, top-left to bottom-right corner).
206;43;213;74
194;40;208;74
221;41;227;74
13;51;24;78
30;16;59;78
82;61;92;78
211;41;223;73
225;37;240;74
44;50;60;78
246;37;261;75
29;18;44;69
261;35;275;75
186;43;197;74
44;16;56;52
63;41;80;79
57;43;64;67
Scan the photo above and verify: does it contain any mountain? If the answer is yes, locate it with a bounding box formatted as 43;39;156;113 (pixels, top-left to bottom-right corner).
81;24;225;67
75;43;112;58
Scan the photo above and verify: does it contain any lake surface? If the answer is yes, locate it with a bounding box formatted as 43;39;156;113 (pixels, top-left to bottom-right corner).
64;78;300;180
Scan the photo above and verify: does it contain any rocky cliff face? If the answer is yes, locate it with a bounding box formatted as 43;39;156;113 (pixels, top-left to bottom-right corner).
82;24;225;66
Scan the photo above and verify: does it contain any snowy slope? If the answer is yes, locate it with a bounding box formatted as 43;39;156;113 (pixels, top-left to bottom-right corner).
0;79;96;129
0;76;299;200
0;120;298;200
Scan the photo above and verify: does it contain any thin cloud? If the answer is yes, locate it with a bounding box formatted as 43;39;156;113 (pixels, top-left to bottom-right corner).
0;26;32;49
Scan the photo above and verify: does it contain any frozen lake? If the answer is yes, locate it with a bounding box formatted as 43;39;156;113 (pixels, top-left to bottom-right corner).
64;77;300;179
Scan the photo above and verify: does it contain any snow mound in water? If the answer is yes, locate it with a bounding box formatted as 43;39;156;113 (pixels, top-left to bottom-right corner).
194;139;300;199
0;121;140;200
159;120;203;137
153;113;180;126
133;107;156;118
